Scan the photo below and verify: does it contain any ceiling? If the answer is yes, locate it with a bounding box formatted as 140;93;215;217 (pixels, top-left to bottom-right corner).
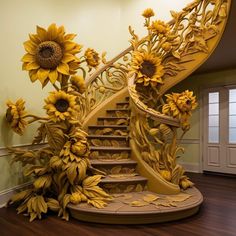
196;0;236;74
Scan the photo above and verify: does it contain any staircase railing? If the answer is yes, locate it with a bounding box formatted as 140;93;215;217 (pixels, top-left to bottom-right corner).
81;0;231;193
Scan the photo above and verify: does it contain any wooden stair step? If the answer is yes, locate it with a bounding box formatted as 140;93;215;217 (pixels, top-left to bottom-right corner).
97;117;129;120
90;159;137;165
88;135;129;139
90;146;131;151
88;125;128;129
100;175;147;184
88;125;129;135
116;102;130;109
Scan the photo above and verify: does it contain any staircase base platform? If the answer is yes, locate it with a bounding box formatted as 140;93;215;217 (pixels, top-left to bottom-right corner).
68;187;203;224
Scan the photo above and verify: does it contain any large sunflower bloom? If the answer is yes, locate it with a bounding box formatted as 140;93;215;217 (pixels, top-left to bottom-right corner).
6;99;28;135
84;48;100;69
21;23;82;87
44;90;79;123
130;51;164;87
162;90;197;130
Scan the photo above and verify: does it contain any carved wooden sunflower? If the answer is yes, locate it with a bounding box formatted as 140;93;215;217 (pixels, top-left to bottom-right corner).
130;51;164;87
70;75;86;94
162;90;197;130
21;23;82;87
6;99;28;135
84;48;100;69
44;90;79;122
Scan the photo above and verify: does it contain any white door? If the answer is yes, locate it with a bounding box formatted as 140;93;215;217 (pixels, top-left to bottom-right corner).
202;86;236;174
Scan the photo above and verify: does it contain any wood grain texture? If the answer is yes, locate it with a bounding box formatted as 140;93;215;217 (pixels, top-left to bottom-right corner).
0;173;235;236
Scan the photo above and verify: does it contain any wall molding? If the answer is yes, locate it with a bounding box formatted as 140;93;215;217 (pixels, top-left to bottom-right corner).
0;143;47;158
178;139;200;144
178;161;201;173
0;181;32;208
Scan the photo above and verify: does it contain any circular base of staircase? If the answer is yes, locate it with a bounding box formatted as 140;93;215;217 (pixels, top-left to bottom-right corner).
68;187;203;224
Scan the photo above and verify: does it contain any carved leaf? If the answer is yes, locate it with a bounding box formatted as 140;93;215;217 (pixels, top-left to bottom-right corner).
91;139;102;146
166;193;191;202
116;119;127;125
111;140;120;147
114;130;128;136
102;128;113;134
130;201;149;207
143;194;159;203
135;184;143;192
111;166;122;174
32;123;47;144
44;123;65;151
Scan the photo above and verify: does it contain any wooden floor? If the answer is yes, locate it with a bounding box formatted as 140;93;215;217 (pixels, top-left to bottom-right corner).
0;173;235;236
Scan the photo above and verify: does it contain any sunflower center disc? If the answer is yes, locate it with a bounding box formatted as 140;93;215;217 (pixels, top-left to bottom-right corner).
36;41;63;69
140;60;156;78
6;108;13;123
55;99;69;113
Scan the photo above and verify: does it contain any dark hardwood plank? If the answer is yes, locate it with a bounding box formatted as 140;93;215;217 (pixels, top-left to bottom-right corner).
0;173;235;236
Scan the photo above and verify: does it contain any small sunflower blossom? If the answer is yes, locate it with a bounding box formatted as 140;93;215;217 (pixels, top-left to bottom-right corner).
21;23;82;87
142;8;155;18
162;90;197;130
148;20;170;35
6;99;28;135
84;48;100;69
44;90;79;123
130;51;164;87
70;75;86;94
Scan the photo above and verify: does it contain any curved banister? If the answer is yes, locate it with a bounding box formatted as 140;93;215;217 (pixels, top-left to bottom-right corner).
128;74;180;127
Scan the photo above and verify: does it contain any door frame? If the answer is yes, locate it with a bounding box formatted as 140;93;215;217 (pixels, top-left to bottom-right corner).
199;82;236;173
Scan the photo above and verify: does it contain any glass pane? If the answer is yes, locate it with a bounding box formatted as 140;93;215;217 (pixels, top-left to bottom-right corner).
229;128;236;143
229;102;236;115
229;89;236;102
209;92;219;104
208;115;219;127
209;103;219;115
229;115;236;128
208;127;219;143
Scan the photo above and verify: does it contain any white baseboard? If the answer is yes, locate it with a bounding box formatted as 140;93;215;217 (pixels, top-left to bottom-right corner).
178;162;200;173
0;182;32;208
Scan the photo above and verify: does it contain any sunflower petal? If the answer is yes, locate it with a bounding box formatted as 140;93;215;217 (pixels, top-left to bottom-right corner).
65;34;77;40
36;25;47;41
29;71;38;82
47;23;58;40
57;63;70;75
64;41;77;52
26;62;40;70
37;68;50;84
21;53;35;63
49;70;58;84
29;34;41;44
23;40;37;55
62;53;75;63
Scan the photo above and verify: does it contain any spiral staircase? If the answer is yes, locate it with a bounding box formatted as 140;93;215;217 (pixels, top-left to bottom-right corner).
68;0;231;224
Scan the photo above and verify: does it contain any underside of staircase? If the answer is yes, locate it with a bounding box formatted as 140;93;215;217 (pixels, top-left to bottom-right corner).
68;97;203;224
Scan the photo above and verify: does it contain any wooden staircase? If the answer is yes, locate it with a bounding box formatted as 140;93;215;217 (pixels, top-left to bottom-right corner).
88;97;148;194
68;97;203;224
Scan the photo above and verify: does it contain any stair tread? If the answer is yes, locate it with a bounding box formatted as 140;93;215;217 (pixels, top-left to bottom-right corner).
107;109;130;111
88;135;129;139
97;117;129;119
100;175;147;183
88;125;129;129
91;159;137;165
90;146;131;151
116;102;129;104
